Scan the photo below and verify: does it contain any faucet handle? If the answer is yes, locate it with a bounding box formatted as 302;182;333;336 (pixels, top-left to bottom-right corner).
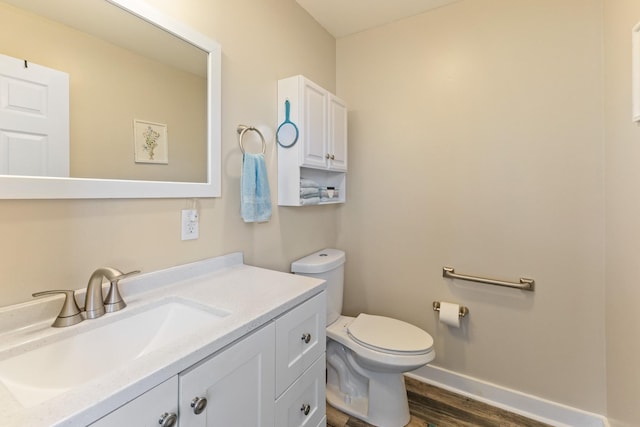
104;270;140;313
32;290;84;328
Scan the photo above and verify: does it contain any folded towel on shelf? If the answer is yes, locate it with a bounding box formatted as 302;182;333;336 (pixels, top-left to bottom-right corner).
300;178;320;188
300;187;320;198
241;153;272;223
300;196;320;206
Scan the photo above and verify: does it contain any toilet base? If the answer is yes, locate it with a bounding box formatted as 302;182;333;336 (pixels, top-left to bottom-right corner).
326;367;411;427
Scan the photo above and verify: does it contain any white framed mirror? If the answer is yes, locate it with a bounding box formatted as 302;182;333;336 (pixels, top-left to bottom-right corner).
0;0;221;198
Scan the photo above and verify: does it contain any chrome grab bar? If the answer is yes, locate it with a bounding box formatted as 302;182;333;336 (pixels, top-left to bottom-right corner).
442;267;535;291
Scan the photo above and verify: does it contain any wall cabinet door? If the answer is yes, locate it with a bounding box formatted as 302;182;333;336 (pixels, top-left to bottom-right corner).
300;78;328;169
90;376;178;427
178;323;276;427
328;94;347;171
296;77;347;172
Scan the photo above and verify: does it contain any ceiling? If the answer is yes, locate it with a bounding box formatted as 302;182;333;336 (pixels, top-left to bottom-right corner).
296;0;462;38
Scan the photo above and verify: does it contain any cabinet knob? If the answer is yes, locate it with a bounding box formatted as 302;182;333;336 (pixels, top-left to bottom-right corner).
330;154;335;160
191;396;208;415
300;403;311;416
301;333;311;344
325;153;331;159
158;412;177;427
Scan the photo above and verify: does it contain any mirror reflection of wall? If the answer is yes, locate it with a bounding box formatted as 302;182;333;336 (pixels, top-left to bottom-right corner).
0;1;208;183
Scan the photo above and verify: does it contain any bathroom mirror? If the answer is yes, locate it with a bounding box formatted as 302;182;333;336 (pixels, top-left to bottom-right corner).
0;0;221;198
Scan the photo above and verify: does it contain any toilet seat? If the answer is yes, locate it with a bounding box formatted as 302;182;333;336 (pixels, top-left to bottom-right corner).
347;313;433;356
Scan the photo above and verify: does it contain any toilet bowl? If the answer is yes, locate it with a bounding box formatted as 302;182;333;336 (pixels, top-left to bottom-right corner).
326;314;435;427
292;249;436;427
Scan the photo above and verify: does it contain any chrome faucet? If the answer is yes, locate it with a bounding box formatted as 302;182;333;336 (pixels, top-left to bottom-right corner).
84;267;140;319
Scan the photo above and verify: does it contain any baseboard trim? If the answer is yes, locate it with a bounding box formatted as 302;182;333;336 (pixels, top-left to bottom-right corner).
406;365;609;427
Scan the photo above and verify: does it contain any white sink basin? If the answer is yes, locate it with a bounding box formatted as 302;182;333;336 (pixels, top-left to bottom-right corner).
0;299;229;407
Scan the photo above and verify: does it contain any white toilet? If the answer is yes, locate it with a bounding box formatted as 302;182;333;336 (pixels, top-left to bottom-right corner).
292;248;435;427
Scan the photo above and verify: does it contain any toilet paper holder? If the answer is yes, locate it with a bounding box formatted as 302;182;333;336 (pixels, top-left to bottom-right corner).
432;301;469;318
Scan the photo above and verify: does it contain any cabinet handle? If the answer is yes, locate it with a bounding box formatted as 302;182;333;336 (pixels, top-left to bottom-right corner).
301;332;311;344
330;154;335;160
158;412;177;427
300;403;311;416
191;396;208;415
325;153;331;159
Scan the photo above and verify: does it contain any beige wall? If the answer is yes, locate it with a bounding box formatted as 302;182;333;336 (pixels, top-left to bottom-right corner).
0;2;207;182
337;0;606;414
0;0;337;306
604;0;640;426
5;0;640;423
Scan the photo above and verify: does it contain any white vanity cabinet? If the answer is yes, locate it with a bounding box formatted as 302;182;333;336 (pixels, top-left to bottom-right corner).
179;323;276;427
278;75;347;206
88;291;326;427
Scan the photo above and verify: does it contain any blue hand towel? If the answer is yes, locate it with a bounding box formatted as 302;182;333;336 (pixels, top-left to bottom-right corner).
241;153;272;223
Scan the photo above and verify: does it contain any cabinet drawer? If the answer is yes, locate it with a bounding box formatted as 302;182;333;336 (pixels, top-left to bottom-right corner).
90;376;178;427
275;291;326;396
275;355;326;427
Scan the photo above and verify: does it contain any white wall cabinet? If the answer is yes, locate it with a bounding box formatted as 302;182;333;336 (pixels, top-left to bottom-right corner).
90;291;326;427
278;75;347;206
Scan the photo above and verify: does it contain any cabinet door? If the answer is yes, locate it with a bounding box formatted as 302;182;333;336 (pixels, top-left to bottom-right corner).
179;323;275;427
328;94;347;171
275;292;326;396
90;376;178;427
300;79;328;169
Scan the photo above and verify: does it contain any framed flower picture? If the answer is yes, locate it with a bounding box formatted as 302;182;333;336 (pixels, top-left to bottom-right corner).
134;119;168;164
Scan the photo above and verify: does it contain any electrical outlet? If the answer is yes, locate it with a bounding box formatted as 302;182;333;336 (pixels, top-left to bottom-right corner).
181;209;199;240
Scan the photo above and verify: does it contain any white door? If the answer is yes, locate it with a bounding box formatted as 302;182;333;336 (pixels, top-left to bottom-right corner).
0;54;69;176
179;323;276;427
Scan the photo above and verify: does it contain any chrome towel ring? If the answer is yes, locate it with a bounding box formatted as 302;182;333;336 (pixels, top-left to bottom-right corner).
237;125;266;155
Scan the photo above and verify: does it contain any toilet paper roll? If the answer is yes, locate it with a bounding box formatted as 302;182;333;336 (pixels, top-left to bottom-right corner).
439;302;461;328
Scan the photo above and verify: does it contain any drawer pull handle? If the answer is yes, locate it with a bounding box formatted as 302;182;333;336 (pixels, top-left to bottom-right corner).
300;403;311;416
191;396;207;415
301;333;311;344
158;412;177;427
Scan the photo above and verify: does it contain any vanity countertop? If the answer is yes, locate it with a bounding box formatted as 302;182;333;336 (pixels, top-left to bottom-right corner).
0;252;325;427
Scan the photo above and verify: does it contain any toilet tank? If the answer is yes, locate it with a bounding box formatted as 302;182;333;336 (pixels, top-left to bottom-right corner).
291;248;345;325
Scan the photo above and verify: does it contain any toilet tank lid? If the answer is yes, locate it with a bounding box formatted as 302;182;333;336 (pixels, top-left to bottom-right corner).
291;248;346;274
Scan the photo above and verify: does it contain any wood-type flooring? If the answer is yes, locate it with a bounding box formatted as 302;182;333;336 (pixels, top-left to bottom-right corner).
326;376;553;427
